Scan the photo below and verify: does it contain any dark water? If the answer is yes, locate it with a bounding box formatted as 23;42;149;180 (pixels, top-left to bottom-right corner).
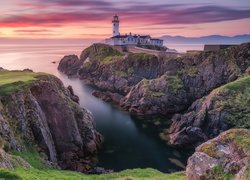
0;45;193;173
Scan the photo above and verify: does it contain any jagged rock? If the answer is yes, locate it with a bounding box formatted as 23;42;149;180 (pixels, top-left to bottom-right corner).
167;75;250;147
67;85;79;103
58;43;250;148
58;43;249;116
186;129;250;180
0;71;102;173
92;90;123;105
58;55;82;77
121;43;250;115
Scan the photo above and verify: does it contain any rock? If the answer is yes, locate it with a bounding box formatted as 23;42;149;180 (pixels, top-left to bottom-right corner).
92;90;123;105
0;149;31;169
58;43;250;148
67;85;79;103
121;43;250;115
0;71;102;173
168;75;250;147
186;152;219;180
186;129;250;180
87;167;114;174
58;55;82;77
58;43;249;116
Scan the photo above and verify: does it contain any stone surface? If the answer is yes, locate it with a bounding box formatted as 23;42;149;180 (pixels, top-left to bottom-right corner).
186;129;250;180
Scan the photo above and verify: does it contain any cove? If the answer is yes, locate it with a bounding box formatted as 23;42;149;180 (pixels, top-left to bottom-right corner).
59;74;192;173
0;45;192;173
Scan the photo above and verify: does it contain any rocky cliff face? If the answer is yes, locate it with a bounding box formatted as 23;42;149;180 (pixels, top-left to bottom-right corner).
121;43;249;115
167;75;250;147
58;43;250;147
0;70;102;172
186;129;250;180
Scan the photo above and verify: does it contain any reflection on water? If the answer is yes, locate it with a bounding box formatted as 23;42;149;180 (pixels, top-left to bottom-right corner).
0;45;192;173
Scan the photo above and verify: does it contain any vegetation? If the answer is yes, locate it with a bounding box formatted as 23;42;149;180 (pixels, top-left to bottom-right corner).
151;92;165;97
215;75;250;128
165;75;183;93
226;130;250;149
83;44;123;64
199;142;218;158
205;165;234;180
0;168;187;180
128;53;156;60
0;71;44;96
177;66;198;77
11;146;49;169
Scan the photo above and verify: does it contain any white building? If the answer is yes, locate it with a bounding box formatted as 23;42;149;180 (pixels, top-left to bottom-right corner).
105;15;164;47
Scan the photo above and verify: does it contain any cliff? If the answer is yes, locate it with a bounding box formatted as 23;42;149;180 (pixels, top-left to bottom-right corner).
58;43;249;147
167;75;250;147
0;69;102;172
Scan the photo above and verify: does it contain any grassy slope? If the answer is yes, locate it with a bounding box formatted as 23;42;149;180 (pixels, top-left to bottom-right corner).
215;75;250;128
0;168;186;180
0;71;45;96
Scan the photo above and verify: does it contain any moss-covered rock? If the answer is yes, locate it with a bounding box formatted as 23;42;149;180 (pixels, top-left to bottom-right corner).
168;75;250;147
186;129;250;180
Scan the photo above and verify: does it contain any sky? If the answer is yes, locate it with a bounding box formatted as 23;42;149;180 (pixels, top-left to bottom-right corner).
0;0;250;41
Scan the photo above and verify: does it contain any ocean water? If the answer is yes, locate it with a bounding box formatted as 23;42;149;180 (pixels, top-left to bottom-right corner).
0;44;192;172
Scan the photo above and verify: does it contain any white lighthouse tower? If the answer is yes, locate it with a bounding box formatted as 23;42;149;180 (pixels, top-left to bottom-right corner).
112;14;119;37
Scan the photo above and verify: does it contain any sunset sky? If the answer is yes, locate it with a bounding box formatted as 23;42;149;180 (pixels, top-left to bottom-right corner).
0;0;250;41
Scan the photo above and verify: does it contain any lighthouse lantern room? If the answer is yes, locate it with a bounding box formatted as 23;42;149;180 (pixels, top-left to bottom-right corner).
112;14;120;37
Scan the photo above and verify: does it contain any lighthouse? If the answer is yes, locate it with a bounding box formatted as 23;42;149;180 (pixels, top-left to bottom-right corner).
112;14;119;37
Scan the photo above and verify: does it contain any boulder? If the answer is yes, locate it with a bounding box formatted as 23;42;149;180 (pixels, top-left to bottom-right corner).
186;129;250;180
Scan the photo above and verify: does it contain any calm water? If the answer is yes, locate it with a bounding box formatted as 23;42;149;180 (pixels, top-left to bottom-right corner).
0;45;192;173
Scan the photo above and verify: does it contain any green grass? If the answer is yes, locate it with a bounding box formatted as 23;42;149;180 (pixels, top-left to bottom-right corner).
84;44;123;62
11;146;49;169
0;71;44;96
102;55;123;64
0;168;187;180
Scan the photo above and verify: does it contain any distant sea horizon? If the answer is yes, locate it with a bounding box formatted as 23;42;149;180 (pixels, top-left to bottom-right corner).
0;43;204;53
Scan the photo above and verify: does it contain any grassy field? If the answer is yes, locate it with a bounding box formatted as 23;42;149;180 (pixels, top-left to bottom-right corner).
0;71;44;96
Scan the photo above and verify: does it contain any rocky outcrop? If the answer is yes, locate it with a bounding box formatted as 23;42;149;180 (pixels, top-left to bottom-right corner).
58;43;249;116
121;43;250;115
58;43;250;148
186;129;250;180
58;55;82;77
0;71;102;172
167;75;250;147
